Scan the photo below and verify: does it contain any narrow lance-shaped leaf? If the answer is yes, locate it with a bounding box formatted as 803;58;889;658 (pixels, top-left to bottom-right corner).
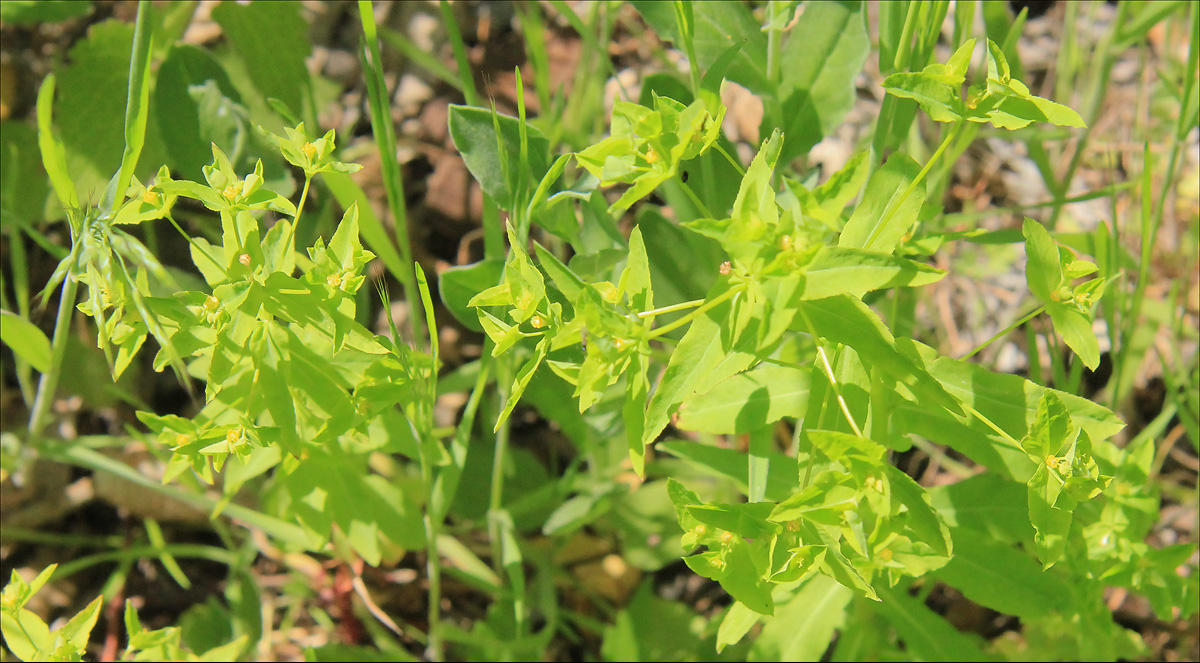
111;1;154;211
838;153;924;255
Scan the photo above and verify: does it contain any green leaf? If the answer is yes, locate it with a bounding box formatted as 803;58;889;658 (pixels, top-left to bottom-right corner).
55;20;164;201
881;464;951;557
448;105;551;210
659;441;798;503
685;540;774;616
0;0;91;24
437;535;502;593
882;72;964;123
496;337;550;431
155;45;245;181
601;584;709;662
439;260;504;332
891;340;1122;479
643;288;757;447
1022;217;1062;303
750;575;852;661
618;226;653;308
874;585;994;661
929;473;1033;543
35;75;78;210
838;153;925;255
111;2;153;211
0;310;52;373
623;352;651;476
282;452;426;565
686;502;779;539
936;527;1073;619
1046;302;1101;370
633;1;770;95
774;1;870;164
58;596;103;651
717;601;760;653
320;171;408;285
794;296;959;415
801;247;946;299
211;0;311;127
677;364;809;434
640;206;723;310
1;609;51;661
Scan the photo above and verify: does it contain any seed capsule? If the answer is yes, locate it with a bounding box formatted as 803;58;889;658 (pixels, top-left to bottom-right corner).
239;253;251;266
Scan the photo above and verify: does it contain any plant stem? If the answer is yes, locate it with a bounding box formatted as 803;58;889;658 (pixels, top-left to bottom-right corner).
796;306;865;438
713;142;747;176
419;451;444;662
488;356;513;574
960;305;1044;362
637;297;705;319
958;401;1025;452
867;122;961;250
677;172;715;218
27;273;79;437
647;285;743;339
765;1;781;86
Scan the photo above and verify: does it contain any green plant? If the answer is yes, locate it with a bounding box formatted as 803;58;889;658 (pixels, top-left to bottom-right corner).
1;1;1196;661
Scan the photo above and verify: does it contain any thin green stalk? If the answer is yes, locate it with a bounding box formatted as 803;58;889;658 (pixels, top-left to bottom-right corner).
647;285;744;339
796;306;864;438
893;1;921;71
27;272;79;437
869;122;961;249
440;0;479;107
163;212;229;281
637;297;706;319
713;142;747;176
765;1;782;86
958;401;1025;452
677;174;715;219
359;1;423;346
675;2;703;96
419;455;444;661
53;544;239;582
488;357;514;575
960;305;1045;361
275;175;312;271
